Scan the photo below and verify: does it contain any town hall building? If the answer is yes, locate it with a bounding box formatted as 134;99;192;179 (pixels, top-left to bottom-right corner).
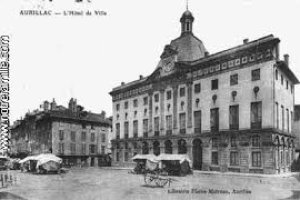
109;8;299;174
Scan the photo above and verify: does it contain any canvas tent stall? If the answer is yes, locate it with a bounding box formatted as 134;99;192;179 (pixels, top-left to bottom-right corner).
19;156;39;172
35;154;62;174
156;154;192;176
131;154;158;174
19;154;62;174
0;156;10;170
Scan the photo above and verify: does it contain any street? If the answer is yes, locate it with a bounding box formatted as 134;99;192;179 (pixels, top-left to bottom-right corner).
0;168;300;200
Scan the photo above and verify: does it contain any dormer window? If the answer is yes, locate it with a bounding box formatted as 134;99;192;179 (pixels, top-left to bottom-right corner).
186;21;190;31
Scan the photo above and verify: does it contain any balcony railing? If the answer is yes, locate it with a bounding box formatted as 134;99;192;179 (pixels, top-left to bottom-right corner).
251;122;262;129
143;132;148;138
230;124;239;130
211;125;219;132
194;128;201;134
166;130;172;136
180;129;186;135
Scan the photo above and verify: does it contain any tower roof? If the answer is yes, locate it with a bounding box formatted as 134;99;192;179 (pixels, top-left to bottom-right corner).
170;33;207;62
180;10;194;22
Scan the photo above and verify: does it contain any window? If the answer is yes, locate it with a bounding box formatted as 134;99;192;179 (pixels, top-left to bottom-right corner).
81;144;86;155
229;105;239;130
179;87;185;97
133;120;138;138
101;134;106;143
194;83;201;93
166;90;172;100
211;79;218;90
210;108;219;131
143;119;148;137
71;131;76;142
143;97;148;105
230;152;239;166
251;136;260;147
286;80;289;90
252;152;261;167
124;122;129;139
71;143;76;154
251;102;262;129
230;74;238;86
281;105;285;131
82;123;86;129
81;132;86;141
116;123;120;139
178;139;187;154
275;102;279;129
59;143;64;154
211;152;219;165
166;115;172;133
91;133;95;142
275;70;278;80
101;146;105;154
133;99;138;107
179;113;186;134
144;109;147;116
154;94;159;102
291;85;294;94
123;152;128;161
281;75;284;85
116;104;120;111
212;138;218;148
116;152;119;162
194;111;201;133
89;144;96;154
231;136;237;148
124;101;128;109
287;109;290;133
154;117;160;136
59;130;64;140
252;69;260;81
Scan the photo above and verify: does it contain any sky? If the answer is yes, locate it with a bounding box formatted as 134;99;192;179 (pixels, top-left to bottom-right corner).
0;0;300;122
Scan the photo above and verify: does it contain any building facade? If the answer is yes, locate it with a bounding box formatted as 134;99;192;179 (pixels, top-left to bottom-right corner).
110;9;299;174
293;105;300;150
10;98;112;167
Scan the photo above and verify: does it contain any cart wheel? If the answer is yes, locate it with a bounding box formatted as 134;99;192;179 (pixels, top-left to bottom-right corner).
144;174;152;184
155;178;168;187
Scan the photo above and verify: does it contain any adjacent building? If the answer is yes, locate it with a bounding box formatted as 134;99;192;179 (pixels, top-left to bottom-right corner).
109;9;299;174
10;98;112;167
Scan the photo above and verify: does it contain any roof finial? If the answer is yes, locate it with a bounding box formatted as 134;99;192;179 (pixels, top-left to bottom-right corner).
186;0;189;10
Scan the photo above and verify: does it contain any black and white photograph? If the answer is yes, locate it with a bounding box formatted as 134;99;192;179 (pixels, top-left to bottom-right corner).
1;0;300;199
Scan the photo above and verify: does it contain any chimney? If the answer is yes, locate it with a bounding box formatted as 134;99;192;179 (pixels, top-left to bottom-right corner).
243;38;249;44
139;75;143;80
100;110;106;119
43;101;50;111
50;98;57;110
284;54;289;67
205;52;209;57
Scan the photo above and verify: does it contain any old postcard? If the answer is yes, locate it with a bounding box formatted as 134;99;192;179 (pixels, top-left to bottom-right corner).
0;0;300;199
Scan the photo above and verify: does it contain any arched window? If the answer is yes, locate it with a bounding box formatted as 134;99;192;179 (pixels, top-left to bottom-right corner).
165;140;172;154
142;142;149;154
178;139;187;154
153;141;160;156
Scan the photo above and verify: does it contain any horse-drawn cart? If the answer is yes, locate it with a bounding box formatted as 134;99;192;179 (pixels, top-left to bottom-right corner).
131;154;192;187
143;172;177;187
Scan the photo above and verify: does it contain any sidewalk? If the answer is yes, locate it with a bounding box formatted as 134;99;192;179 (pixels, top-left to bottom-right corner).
100;166;299;178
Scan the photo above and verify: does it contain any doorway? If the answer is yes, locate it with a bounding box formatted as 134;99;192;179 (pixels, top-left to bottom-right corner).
192;139;202;170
